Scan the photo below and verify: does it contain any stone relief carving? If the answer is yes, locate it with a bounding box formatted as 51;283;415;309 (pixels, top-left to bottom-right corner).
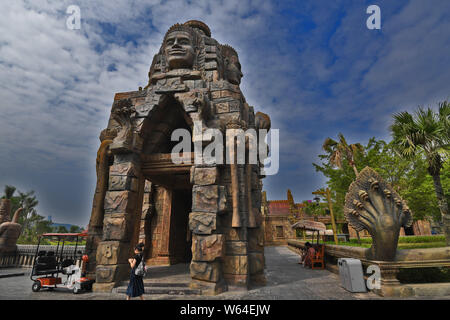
221;45;243;85
110;99;136;153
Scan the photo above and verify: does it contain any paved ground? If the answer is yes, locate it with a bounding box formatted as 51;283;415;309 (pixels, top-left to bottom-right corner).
0;246;391;300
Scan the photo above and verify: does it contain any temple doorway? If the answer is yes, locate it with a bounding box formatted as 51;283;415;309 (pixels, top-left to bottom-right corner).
136;94;194;267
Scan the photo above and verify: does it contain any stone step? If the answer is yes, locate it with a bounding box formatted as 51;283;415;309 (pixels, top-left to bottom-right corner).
115;284;201;295
118;281;190;288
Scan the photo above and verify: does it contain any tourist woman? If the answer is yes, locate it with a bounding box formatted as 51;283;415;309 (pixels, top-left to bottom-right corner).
300;242;316;268
126;243;145;300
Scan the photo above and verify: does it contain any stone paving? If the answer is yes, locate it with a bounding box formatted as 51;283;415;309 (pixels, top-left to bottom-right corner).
0;246;438;300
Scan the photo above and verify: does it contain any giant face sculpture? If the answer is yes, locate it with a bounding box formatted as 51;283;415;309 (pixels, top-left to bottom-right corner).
164;31;195;70
222;47;243;85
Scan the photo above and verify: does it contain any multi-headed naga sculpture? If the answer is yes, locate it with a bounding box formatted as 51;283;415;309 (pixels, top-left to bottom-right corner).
344;167;412;261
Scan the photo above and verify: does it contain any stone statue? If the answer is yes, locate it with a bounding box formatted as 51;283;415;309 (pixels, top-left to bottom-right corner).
163;24;199;71
0;208;23;254
221;45;243;85
344;167;413;261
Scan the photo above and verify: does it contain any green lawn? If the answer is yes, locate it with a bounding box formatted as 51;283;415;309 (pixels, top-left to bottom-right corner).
323;235;447;250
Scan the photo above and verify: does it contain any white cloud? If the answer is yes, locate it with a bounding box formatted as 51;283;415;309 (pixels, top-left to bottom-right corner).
0;0;449;224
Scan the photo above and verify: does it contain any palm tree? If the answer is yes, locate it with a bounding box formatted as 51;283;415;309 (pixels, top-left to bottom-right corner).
390;101;450;245
322;134;365;243
17;190;39;239
322;133;364;177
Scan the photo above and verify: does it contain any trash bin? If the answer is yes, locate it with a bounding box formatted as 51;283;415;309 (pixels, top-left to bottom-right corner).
337;258;367;293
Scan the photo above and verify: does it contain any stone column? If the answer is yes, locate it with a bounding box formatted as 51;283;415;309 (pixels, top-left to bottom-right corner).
248;165;266;285
189;166;227;295
139;181;153;262
93;154;144;292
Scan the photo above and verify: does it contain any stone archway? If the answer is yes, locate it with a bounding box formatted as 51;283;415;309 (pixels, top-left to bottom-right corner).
136;95;194;265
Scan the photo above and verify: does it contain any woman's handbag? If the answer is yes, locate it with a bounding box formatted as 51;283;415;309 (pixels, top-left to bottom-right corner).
135;257;146;276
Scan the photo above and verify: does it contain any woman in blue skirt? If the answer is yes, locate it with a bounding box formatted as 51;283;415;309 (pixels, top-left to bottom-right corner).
126;243;145;300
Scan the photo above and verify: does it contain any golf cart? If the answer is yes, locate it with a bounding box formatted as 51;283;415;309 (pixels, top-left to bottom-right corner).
30;232;95;294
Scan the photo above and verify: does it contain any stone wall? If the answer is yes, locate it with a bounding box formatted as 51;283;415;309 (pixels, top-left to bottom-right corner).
263;215;295;246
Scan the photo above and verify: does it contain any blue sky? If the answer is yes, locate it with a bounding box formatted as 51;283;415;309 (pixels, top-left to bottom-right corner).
0;0;449;227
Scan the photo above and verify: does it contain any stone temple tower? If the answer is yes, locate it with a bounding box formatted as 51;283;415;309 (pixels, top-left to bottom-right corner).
86;20;271;295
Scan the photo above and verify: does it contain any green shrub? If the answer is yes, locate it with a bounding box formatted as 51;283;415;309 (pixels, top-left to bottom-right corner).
398;235;445;243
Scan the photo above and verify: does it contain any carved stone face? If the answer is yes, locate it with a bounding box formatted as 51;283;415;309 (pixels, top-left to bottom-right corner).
225;55;243;85
164;31;195;70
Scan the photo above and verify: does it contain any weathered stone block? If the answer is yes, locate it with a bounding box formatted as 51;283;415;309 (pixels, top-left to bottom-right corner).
223;255;248;275
102;214;131;241
104;191;137;214
222;227;247;241
108;175;138;192
223;274;249;287
96;241;129;265
155;77;187;93
216;112;241;123
225;241;248;255
228;100;240;112
211;89;241;99
218;185;227;213
215;101;229;113
205;45;217;53
190;261;222;282
92;283;116;292
249;252;264;274
95;263;129;283
205;61;218;70
248;228;265;251
135;102;156;118
192;234;225;262
109;162;139;177
190;167;219;185
190;279;227;296
192;185;219;212
189;212;217;234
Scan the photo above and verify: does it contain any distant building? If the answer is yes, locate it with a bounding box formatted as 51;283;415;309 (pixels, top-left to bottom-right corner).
262;190;432;246
261;190;298;246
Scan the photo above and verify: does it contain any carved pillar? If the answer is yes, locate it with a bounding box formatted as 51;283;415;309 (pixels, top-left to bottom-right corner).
158;186;172;263
93;154;144;292
139;180;153;261
189;165;227;295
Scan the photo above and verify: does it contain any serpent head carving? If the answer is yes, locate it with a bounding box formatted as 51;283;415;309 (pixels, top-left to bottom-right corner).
344;167;412;261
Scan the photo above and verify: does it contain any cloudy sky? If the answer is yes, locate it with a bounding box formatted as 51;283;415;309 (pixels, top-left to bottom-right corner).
0;0;449;227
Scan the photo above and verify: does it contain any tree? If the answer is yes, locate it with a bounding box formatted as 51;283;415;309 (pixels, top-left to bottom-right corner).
57;226;69;233
0;185;17;222
3;185;16;199
322;133;364;177
314;137;448;236
70;225;82;233
390;102;450;245
16;190;39;239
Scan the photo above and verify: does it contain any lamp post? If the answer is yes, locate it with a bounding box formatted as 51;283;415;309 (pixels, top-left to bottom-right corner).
312;188;338;245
